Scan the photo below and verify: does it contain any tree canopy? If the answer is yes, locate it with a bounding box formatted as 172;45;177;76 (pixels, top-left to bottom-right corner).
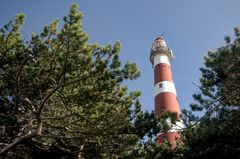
0;3;156;158
177;27;240;159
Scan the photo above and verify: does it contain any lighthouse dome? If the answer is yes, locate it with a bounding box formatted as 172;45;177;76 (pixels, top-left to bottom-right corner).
154;36;167;48
150;36;173;64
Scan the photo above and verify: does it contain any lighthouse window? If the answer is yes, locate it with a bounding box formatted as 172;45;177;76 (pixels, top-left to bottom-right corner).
163;136;168;142
160;107;165;112
159;83;163;88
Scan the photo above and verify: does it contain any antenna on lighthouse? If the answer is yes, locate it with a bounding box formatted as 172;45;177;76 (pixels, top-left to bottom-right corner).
160;32;165;37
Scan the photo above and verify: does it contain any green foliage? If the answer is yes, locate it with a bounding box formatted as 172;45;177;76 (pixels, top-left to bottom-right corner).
177;27;240;159
123;110;182;159
0;3;151;158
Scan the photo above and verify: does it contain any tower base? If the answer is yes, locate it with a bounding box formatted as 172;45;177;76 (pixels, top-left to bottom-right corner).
158;132;181;149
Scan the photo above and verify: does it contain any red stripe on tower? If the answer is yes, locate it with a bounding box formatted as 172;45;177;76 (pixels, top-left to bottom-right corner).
150;36;183;148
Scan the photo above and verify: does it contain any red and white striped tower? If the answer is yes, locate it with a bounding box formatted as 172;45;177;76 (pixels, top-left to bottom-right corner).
150;36;182;147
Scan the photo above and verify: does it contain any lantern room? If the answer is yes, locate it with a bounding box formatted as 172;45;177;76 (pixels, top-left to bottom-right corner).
150;36;174;64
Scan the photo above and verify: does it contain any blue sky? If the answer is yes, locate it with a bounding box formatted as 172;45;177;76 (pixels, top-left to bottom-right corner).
1;0;240;112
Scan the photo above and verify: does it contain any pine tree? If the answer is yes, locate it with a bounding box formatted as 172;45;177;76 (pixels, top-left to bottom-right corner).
0;3;149;158
178;27;240;159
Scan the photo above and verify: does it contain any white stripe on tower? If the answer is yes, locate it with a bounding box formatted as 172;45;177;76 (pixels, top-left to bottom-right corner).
154;81;177;96
154;54;170;66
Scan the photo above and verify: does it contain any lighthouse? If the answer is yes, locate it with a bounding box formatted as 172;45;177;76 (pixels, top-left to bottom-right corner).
150;36;182;147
